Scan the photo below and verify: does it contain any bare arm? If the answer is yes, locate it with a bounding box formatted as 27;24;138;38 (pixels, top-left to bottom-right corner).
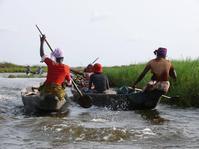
169;66;177;81
40;35;46;57
132;65;150;87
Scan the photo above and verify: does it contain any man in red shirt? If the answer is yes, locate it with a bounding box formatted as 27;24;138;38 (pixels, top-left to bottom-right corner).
39;35;71;101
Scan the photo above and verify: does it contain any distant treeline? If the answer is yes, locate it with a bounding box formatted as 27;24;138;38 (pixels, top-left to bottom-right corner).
0;62;47;73
0;62;84;73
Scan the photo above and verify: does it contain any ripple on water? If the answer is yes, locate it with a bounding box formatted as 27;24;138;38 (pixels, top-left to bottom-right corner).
25;119;159;144
40;124;130;142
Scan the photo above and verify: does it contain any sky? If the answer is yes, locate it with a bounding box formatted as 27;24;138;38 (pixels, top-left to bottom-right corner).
0;0;199;66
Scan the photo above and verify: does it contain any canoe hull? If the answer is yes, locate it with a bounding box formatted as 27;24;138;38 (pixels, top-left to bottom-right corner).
72;89;163;110
21;87;69;115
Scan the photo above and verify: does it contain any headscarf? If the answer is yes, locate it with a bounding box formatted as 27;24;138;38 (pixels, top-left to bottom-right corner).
154;47;167;57
93;63;102;73
51;48;64;59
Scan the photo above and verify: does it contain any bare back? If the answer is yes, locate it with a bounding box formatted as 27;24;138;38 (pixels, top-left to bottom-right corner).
147;58;172;81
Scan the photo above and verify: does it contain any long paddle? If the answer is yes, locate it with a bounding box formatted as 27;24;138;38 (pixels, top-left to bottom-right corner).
36;25;54;52
35;25;92;108
91;57;99;64
71;79;92;108
134;88;180;99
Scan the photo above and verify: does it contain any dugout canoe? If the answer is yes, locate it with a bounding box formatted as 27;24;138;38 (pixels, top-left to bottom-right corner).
21;87;69;115
72;89;164;110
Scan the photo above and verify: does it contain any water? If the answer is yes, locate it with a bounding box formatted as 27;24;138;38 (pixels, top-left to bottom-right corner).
0;74;199;149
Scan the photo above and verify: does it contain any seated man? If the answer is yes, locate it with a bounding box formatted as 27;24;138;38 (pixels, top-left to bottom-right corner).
132;47;177;94
84;64;94;79
81;64;94;88
89;63;110;93
39;35;71;101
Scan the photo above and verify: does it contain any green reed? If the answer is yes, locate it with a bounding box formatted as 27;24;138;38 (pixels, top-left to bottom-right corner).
104;59;199;107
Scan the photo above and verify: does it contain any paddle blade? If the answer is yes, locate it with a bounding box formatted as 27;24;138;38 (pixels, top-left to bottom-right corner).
162;95;180;100
78;95;93;108
170;96;180;100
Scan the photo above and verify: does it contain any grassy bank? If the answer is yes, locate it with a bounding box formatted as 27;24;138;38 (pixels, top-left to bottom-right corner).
103;60;199;107
0;62;47;73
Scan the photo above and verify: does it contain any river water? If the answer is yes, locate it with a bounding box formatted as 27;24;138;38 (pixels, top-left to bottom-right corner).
0;74;199;149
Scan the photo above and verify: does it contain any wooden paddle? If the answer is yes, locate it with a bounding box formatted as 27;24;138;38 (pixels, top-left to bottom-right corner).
91;57;99;64
71;79;92;108
35;25;92;108
36;25;54;52
134;87;180;99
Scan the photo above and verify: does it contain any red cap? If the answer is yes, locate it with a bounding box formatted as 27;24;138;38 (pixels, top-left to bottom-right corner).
93;63;102;73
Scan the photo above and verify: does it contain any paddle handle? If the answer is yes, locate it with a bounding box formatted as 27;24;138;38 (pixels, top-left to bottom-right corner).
91;57;99;64
36;25;54;52
72;79;83;96
134;88;175;99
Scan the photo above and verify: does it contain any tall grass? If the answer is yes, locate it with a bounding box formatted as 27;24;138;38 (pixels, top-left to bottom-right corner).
104;60;199;107
167;60;199;107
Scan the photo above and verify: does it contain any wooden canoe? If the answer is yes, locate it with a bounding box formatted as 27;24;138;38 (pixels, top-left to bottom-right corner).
21;87;69;116
71;89;164;110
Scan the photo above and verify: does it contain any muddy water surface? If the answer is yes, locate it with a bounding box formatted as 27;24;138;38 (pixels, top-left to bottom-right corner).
0;74;199;149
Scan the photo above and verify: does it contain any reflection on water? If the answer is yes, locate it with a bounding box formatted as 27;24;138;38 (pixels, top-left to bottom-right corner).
0;76;199;148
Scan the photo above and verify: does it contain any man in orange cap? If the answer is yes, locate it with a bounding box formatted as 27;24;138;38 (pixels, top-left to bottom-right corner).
89;63;110;93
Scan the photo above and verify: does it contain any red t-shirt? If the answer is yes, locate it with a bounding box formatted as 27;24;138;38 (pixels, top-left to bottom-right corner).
44;58;70;85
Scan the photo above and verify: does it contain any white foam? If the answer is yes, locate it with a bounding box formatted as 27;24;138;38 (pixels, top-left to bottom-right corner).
91;118;107;123
142;128;156;135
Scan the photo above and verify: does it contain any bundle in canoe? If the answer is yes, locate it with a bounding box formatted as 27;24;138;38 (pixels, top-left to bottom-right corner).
71;88;164;110
21;87;69;115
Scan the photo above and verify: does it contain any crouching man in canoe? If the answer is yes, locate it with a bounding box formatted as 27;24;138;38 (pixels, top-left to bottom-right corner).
39;35;71;101
132;47;177;94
